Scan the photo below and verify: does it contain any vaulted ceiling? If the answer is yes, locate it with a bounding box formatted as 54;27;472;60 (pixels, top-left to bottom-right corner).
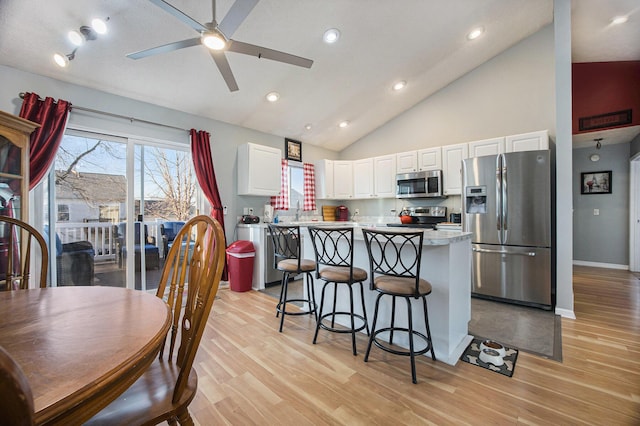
0;0;638;151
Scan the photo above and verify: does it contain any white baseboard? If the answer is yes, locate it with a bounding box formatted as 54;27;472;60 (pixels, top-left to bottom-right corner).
555;307;576;319
572;260;629;270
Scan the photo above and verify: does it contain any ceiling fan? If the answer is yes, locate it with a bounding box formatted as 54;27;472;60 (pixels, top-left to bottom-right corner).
129;0;314;91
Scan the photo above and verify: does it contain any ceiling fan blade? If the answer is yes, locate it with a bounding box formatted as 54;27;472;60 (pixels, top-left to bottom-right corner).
217;0;259;38
148;0;207;33
127;38;202;59
227;40;313;68
209;51;239;92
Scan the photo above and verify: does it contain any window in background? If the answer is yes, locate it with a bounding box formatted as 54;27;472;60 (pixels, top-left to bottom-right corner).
289;163;304;213
57;204;69;221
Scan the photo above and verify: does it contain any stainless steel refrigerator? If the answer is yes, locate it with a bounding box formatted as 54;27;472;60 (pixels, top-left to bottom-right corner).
462;150;552;309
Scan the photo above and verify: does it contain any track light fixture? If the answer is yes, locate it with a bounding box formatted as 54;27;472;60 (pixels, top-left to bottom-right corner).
54;17;109;68
594;138;602;150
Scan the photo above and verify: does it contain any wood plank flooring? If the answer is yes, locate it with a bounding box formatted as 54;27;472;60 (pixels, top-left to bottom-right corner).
190;265;640;425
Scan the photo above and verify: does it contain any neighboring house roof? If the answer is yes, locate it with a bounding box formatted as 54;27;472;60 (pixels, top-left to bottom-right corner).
56;170;126;203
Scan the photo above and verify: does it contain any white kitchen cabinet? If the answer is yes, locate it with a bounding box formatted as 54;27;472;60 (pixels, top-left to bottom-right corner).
442;143;468;195
417;147;442;171
396;151;418;173
374;154;397;198
237;143;282;196
333;160;354;199
353;158;374;198
505;130;549;153
468;137;505;158
314;159;335;199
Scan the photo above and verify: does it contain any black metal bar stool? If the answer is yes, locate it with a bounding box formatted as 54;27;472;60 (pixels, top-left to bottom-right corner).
362;228;436;384
267;224;318;332
307;226;369;355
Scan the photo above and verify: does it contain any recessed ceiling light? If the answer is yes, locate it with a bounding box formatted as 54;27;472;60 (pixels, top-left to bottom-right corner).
392;80;407;91
53;53;69;67
68;30;84;46
91;18;108;35
338;120;349;128
304;124;312;130
467;27;484;40
266;92;280;102
323;28;340;44
611;15;628;25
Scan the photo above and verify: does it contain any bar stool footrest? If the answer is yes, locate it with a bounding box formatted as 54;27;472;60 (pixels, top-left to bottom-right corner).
318;312;367;334
371;327;432;357
277;299;318;316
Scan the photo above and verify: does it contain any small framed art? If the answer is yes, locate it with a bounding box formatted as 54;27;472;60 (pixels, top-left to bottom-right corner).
285;138;302;162
581;171;612;194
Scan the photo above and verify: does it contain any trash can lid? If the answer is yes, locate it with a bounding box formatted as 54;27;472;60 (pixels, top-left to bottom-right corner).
226;240;255;254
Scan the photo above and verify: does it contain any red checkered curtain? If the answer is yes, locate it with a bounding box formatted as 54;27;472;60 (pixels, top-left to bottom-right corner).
303;162;316;211
270;159;289;210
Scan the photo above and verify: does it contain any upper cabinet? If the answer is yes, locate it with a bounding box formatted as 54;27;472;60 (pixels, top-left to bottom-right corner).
442;143;468;196
417;147;442;171
333;161;354;199
353;158;374;199
373;154;396;198
396;151;418;173
0;111;39;222
237;143;282;196
505;130;549;153
468;137;505;158
314;159;334;199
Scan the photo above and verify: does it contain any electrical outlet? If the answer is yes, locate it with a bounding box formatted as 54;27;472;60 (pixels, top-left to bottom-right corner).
593;209;600;216
248;208;254;215
223;206;228;215
243;207;249;215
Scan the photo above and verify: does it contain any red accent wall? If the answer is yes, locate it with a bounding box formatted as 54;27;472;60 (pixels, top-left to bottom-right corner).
572;61;640;134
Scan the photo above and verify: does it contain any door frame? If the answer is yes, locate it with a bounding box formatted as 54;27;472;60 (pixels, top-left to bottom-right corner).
630;154;640;272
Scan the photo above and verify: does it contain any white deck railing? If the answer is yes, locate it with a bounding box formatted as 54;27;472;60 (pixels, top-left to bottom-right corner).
56;222;163;262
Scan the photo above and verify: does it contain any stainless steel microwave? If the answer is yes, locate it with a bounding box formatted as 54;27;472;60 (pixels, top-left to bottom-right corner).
396;170;444;198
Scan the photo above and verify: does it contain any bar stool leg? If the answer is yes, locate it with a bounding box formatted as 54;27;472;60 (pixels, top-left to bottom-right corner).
406;297;417;384
348;284;357;355
276;272;287;319
305;272;318;321
278;272;291;332
422;296;436;360
389;295;397;345
364;293;383;362
313;282;329;344
330;283;338;328
358;282;370;335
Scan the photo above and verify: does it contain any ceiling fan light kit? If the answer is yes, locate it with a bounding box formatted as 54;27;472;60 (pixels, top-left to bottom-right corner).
132;0;314;92
55;17;109;68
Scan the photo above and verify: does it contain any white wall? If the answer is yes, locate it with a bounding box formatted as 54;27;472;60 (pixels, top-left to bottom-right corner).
340;25;556;159
0;65;336;239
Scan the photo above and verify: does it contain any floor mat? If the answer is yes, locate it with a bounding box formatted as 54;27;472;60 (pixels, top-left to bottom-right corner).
460;338;519;377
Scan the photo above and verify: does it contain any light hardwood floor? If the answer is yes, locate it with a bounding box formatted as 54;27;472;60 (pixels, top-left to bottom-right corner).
189;265;640;424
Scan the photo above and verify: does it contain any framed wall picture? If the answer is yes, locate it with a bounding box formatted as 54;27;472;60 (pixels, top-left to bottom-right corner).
581;170;612;194
285;138;302;162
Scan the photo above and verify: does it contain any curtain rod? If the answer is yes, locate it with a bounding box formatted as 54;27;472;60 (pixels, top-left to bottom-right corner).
19;92;191;133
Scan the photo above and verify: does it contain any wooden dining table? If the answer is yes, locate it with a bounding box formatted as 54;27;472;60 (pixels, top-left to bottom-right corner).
0;286;171;425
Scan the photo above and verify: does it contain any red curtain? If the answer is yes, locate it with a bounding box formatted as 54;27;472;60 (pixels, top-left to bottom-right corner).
270;159;289;210
190;129;228;280
302;162;316;211
19;92;72;190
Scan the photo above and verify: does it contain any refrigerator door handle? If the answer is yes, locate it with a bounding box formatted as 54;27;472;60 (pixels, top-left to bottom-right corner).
472;247;536;257
495;155;502;240
501;154;508;241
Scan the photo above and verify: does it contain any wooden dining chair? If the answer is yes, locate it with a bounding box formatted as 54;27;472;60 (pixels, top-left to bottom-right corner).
0;345;35;426
0;215;48;290
85;215;226;426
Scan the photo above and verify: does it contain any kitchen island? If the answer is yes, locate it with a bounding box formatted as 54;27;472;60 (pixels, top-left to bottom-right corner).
298;225;473;366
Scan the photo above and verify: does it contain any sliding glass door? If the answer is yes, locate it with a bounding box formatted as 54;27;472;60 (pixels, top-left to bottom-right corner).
39;131;198;290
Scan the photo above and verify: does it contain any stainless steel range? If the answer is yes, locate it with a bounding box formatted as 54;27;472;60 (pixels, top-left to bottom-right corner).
387;206;447;229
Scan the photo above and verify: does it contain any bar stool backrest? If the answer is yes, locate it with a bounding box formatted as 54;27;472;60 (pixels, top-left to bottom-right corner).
362;229;424;292
308;226;356;277
267;224;302;269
